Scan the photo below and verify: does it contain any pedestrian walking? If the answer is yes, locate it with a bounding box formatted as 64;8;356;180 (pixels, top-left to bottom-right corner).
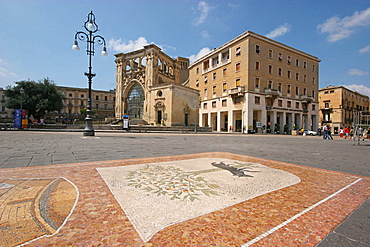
327;125;333;140
323;124;328;139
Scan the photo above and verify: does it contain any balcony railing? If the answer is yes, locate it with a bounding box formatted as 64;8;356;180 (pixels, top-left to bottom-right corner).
229;86;245;96
264;88;280;98
300;95;314;103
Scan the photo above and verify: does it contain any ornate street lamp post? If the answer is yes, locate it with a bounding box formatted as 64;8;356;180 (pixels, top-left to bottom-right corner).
72;11;108;136
20;87;24;129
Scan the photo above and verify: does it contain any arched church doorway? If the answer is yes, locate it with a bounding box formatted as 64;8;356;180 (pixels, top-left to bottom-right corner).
127;83;144;119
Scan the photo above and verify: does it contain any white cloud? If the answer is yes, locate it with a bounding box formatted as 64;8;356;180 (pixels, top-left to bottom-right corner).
193;1;215;26
107;37;149;53
228;3;240;9
345;84;370;97
0;59;18;78
189;47;211;64
348;68;369;76
266;23;291;39
359;45;370;54
318;7;370;42
201;31;210;38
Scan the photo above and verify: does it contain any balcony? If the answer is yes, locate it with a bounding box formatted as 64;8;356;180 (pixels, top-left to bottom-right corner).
264;88;280;98
229;86;245;96
300;95;314;103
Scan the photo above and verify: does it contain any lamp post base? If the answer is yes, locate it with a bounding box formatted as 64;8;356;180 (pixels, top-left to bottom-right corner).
83;129;95;136
83;117;95;136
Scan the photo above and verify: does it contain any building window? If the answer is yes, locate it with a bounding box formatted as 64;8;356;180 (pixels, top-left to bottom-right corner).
222;99;227;107
295;73;299;81
203;103;207;109
278;83;282;92
204;76;208;84
96;104;99;109
312;64;315;71
296;86;299;95
268;65;273;74
81;94;84;98
196;67;199;74
196;79;199;87
223;83;227;92
212;56;219;67
255;45;260;54
213;72;216;80
236;78;241;87
268;80;273;89
223;68;227;76
236;63;241;72
304;75;307;82
296;59;300;67
255;78;260;88
324;112;331;121
69;93;73;97
234;96;241;104
287;101;291;108
255;61;260;70
268;49;273;58
312;77;316;85
203;60;210;70
213;86;216;95
105;96;108;101
287;56;292;64
212;101;216;108
204;88;208;98
312;90;315;98
303;88;307;95
278;68;282;76
287;70;291;78
255;96;260;104
324;101;330;109
303;62;307;69
236;47;241;56
278;52;283;61
312;104;316;111
287;85;291;94
222;50;230;61
96;95;99;100
296;102;299;109
278;100;282;107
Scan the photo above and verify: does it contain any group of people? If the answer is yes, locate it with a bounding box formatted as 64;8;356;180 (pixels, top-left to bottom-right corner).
339;126;352;139
321;124;333;140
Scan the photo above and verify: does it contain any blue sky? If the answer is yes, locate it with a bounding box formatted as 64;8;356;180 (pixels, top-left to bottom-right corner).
1;0;370;96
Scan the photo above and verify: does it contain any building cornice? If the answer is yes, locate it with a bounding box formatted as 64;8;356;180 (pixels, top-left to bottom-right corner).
189;30;321;68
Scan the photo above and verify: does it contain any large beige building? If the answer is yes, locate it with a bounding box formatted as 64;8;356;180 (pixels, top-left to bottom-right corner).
114;44;199;126
188;31;321;133
54;86;115;121
319;85;370;133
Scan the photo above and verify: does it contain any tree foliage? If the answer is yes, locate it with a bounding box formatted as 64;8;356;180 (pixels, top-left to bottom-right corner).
5;78;65;119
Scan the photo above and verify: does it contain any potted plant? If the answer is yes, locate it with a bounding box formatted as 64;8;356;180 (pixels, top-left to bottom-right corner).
292;125;299;136
248;125;255;134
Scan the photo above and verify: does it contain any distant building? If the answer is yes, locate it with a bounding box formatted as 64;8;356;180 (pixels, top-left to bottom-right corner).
188;31;320;133
55;86;116;121
0;87;13;119
319;85;370;133
114;44;199;126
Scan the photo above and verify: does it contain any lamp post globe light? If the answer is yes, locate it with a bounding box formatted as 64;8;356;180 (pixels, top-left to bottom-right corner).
72;11;108;136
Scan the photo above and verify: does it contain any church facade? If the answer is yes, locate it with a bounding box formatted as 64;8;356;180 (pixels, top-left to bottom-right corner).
114;44;199;126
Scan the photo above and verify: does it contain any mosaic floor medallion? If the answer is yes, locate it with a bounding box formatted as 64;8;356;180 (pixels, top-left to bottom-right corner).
0;178;78;246
97;158;301;242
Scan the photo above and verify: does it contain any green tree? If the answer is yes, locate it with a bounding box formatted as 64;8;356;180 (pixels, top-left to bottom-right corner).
5;78;65;119
80;108;96;116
